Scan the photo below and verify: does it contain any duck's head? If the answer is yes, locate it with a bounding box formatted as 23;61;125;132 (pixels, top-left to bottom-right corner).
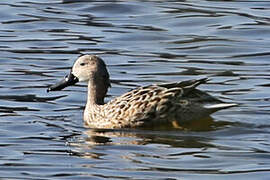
47;55;111;92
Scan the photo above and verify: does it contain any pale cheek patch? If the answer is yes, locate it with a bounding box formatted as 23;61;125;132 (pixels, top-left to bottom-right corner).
78;76;89;82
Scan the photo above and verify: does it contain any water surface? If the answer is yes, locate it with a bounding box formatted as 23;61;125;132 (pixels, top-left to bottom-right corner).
0;0;270;179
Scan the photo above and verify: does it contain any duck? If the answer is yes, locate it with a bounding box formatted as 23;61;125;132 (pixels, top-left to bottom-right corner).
47;55;237;129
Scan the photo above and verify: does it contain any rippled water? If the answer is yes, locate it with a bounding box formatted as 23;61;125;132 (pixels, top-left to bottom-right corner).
0;0;270;179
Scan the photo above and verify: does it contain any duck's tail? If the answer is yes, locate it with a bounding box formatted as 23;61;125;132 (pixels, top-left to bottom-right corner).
204;103;238;113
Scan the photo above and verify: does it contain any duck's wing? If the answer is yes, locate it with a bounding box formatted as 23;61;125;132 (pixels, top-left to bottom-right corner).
104;78;236;127
158;78;217;102
165;78;237;111
157;78;237;118
158;78;209;89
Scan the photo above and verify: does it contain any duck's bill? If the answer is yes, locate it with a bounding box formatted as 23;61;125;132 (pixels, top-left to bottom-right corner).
47;72;79;92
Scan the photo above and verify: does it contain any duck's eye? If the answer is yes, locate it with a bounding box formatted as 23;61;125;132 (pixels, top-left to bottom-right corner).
80;63;86;66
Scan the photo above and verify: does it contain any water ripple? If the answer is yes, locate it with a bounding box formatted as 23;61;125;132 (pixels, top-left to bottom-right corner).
0;0;269;179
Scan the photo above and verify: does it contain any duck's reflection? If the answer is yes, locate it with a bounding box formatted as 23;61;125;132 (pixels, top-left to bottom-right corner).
69;116;233;155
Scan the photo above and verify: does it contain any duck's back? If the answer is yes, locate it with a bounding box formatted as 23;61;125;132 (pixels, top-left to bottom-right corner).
94;78;235;128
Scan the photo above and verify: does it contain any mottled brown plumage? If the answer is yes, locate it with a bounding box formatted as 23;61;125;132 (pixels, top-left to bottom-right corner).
48;55;237;129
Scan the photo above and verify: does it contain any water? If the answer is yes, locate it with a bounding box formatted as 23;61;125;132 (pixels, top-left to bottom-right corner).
0;0;270;179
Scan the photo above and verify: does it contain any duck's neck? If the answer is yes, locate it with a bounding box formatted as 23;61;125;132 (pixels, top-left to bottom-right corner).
86;78;107;106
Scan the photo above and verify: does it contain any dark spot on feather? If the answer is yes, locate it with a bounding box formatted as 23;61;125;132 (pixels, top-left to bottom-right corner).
120;104;125;109
141;94;147;101
138;90;149;95
152;97;161;102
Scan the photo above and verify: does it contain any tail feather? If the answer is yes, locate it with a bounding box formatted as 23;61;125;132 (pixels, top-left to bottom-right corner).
204;103;237;112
